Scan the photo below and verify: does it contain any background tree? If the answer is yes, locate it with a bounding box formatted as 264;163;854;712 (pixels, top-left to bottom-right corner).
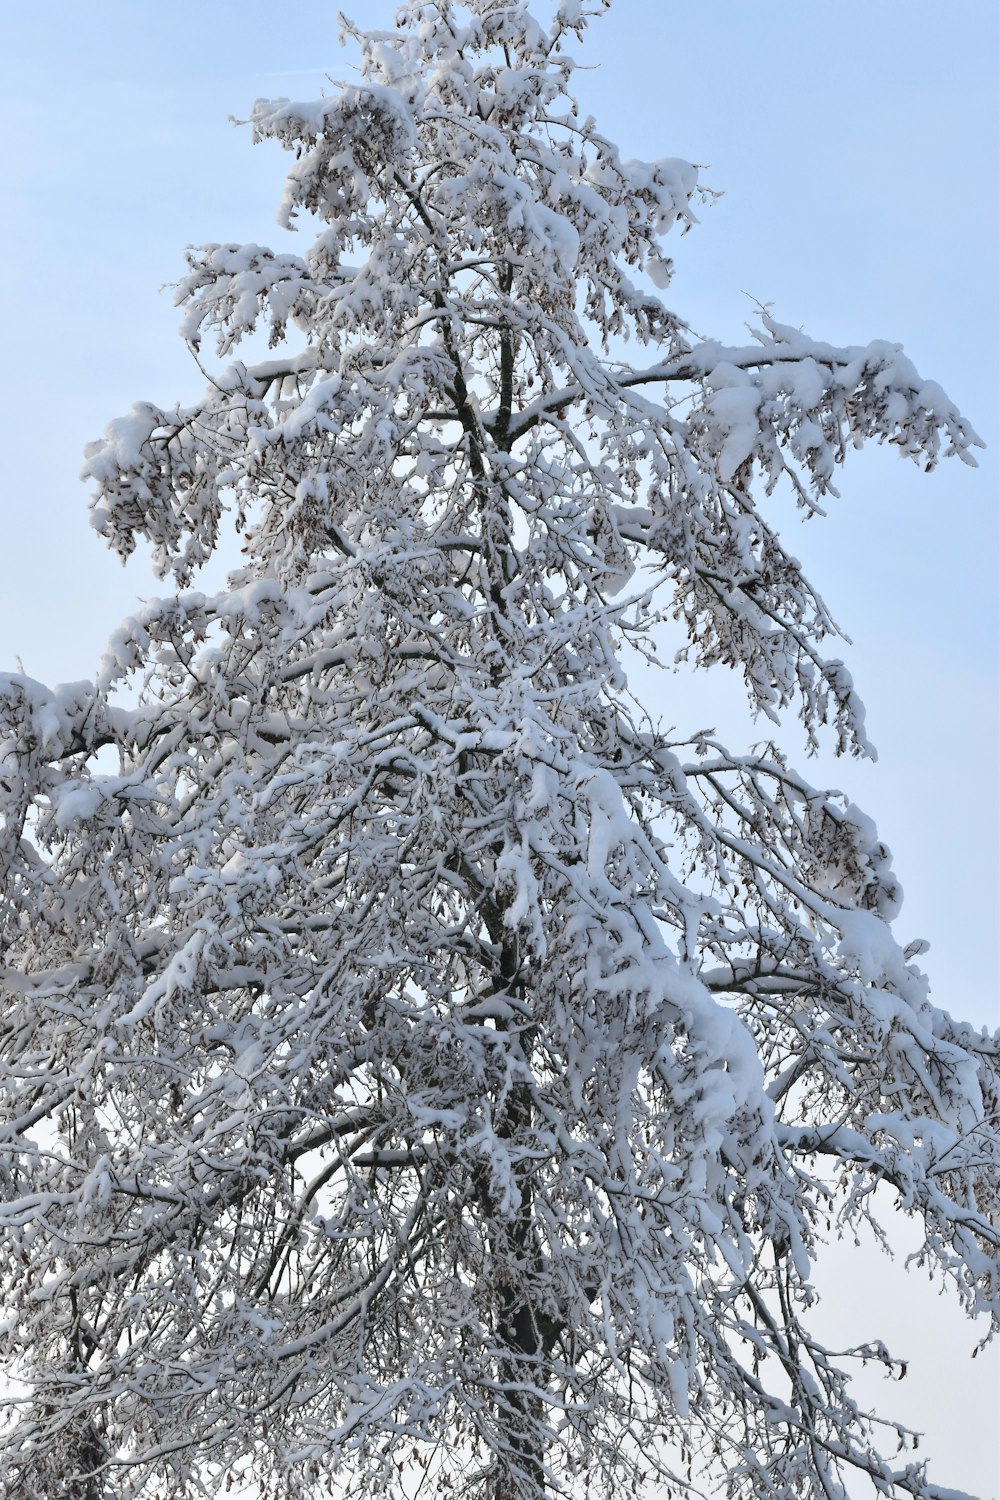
0;4;996;1499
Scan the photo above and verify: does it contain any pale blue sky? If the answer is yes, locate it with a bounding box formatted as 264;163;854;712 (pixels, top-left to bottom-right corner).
1;3;997;1493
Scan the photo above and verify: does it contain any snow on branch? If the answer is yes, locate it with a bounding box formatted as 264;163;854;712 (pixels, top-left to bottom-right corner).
2;5;995;1500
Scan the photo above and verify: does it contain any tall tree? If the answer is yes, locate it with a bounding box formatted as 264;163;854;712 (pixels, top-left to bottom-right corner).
0;4;995;1498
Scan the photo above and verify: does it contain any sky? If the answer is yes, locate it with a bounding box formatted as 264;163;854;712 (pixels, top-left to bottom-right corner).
0;2;997;1495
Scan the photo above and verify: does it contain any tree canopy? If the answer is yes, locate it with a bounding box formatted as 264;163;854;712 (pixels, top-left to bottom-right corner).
0;4;995;1499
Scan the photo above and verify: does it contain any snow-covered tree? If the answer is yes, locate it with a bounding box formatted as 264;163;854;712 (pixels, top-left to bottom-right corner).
1;4;996;1498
